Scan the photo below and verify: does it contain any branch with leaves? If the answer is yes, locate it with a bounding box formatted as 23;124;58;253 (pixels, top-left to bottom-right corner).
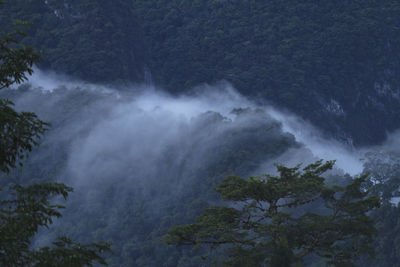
0;3;111;265
0;183;111;266
164;160;380;267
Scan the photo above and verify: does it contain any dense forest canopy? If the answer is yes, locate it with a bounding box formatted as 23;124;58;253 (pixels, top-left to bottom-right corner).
0;0;146;84
2;0;400;145
1;1;400;266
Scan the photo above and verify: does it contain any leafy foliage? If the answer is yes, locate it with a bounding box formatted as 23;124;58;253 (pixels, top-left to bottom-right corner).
0;86;298;266
2;1;400;266
0;8;111;266
0;183;110;266
0;16;47;173
164;161;380;266
0;98;47;173
355;150;400;267
363;150;400;201
0;19;40;90
30;236;109;267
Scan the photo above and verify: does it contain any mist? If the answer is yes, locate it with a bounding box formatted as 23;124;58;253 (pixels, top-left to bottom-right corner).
13;69;367;175
3;69;395;265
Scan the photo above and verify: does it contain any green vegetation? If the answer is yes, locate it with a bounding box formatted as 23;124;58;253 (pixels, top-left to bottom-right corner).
2;1;400;266
6;93;392;267
0;93;297;266
131;0;400;145
164;161;380;266
0;19;45;173
0;12;110;266
355;150;400;267
0;183;110;266
1;1;400;144
0;0;146;84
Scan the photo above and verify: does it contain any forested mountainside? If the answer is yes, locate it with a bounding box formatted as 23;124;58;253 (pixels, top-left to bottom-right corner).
1;0;400;145
133;0;400;146
0;86;299;266
2;85;400;266
3;1;400;266
0;0;147;83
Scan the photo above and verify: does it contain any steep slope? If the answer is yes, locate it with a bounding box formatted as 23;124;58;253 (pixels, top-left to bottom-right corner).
1;84;298;266
1;0;400;145
132;0;400;146
0;0;147;83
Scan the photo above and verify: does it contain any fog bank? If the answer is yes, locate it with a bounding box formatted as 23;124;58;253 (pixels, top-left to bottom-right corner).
4;70;397;264
15;69;367;177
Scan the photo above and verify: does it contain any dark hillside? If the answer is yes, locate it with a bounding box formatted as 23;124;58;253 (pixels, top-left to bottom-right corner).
0;0;147;83
1;1;400;143
132;0;400;146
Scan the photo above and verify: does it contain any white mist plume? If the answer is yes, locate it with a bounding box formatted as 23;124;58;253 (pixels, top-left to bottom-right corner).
16;69;399;252
23;68;119;95
17;69;365;177
266;108;364;175
129;83;254;120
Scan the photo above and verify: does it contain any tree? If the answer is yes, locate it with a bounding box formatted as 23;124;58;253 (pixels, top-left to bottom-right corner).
0;17;46;174
0;7;110;266
362;150;400;202
164;160;380;266
354;150;400;266
0;183;110;267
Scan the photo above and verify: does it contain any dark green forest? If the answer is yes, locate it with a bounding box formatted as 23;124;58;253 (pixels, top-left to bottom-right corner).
1;0;400;266
2;0;400;145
